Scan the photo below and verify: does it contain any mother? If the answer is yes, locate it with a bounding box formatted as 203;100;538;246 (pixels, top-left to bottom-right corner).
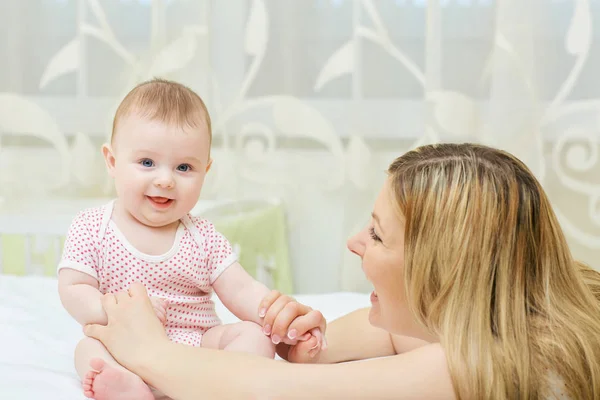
85;143;600;399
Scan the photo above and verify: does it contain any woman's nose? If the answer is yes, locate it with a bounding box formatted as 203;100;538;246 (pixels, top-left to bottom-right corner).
347;230;365;258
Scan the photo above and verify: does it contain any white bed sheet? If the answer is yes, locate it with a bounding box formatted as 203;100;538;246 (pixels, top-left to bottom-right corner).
0;275;370;399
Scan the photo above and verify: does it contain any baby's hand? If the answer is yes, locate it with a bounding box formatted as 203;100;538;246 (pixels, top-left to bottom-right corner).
149;297;169;325
282;332;324;363
258;290;327;363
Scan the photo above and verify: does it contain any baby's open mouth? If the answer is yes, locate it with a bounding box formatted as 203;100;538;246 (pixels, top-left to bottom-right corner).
147;196;174;208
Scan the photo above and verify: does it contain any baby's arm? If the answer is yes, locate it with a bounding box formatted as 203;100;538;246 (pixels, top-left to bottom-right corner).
212;262;270;324
57;210;108;326
58;269;107;326
212;263;326;349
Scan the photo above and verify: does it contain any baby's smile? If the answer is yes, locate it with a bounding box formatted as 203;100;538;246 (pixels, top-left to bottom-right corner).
146;196;174;210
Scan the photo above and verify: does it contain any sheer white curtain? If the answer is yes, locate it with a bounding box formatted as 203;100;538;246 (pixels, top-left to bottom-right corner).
0;0;598;293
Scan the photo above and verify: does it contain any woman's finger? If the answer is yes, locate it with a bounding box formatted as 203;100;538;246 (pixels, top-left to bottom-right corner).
102;293;117;309
296;333;312;341
128;282;148;297
154;304;167;322
280;332;312;346
262;294;297;338
153;303;164;315
84;323;106;341
270;302;313;343
158;304;167;315
285;310;326;341
258;290;283;318
155;309;166;325
152;298;165;310
115;291;130;304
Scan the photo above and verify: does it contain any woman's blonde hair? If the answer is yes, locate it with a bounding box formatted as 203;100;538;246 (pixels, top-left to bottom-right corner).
388;143;600;400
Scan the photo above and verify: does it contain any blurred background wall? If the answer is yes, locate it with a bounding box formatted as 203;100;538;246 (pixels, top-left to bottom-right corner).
0;0;598;293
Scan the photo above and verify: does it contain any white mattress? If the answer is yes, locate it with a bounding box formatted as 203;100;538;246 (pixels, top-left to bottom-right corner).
0;275;370;399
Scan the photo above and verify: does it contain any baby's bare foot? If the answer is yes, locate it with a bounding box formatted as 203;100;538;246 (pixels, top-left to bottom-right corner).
82;358;154;400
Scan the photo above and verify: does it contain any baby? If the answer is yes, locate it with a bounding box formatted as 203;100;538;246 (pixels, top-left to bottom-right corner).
57;79;324;400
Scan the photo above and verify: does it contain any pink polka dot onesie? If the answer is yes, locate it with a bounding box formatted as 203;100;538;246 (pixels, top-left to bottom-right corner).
58;200;237;346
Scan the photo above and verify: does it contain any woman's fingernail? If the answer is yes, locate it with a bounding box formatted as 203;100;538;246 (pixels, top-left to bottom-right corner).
263;324;271;335
259;308;266;318
287;329;297;340
271;334;281;344
310;341;319;350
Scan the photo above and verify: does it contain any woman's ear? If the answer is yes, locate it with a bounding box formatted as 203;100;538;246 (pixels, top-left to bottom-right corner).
102;144;117;177
205;158;213;173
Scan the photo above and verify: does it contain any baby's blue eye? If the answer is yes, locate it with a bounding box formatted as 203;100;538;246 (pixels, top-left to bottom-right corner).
177;164;191;172
140;159;154;167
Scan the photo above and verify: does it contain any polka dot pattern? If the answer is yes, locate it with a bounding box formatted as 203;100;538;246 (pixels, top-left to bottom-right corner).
60;209;102;278
58;204;237;347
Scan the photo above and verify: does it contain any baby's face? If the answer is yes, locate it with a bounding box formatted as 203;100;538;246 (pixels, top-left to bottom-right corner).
106;114;211;228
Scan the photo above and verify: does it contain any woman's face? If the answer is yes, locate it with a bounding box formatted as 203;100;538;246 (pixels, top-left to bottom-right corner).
347;178;409;334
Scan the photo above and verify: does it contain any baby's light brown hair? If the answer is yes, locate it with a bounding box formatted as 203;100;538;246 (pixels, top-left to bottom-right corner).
111;78;212;150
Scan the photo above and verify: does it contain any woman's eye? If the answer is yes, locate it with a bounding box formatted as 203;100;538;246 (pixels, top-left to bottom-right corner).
140;159;154;167
177;164;191;172
369;227;381;242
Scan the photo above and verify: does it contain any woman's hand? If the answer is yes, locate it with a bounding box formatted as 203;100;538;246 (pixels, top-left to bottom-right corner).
258;290;327;362
84;283;169;371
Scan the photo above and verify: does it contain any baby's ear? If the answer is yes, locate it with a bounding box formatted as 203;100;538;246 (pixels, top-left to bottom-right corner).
101;144;116;177
205;158;213;173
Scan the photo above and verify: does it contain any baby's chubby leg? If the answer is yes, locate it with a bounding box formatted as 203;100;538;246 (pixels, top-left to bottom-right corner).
75;337;154;400
202;321;276;358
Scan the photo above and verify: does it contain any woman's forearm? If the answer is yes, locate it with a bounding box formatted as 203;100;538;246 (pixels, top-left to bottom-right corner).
297;344;453;400
134;342;277;399
134;340;453;400
316;307;396;364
